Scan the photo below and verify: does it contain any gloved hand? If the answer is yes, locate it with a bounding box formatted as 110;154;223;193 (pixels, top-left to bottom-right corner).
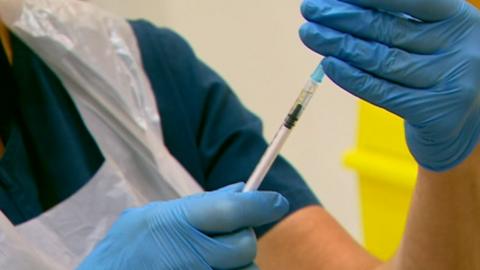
300;0;480;171
77;183;289;270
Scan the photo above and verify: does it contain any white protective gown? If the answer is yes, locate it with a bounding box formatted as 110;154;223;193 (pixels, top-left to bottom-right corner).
0;0;203;268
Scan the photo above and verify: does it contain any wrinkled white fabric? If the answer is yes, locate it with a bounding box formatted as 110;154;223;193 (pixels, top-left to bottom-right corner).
0;0;203;268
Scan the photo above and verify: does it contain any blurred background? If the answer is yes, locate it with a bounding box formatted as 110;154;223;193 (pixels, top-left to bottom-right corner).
90;0;363;241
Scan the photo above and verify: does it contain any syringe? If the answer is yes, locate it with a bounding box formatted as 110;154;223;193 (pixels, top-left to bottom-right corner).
243;65;326;192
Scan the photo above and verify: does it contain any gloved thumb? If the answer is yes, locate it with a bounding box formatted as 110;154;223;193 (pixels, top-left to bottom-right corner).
183;185;289;234
340;0;463;21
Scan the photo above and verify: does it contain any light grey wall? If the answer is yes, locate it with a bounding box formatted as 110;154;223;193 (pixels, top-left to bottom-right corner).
91;0;363;241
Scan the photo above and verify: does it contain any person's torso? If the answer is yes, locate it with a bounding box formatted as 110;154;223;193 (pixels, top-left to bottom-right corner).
0;21;206;225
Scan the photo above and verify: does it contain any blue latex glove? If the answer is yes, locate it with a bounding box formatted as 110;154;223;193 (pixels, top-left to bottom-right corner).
77;183;289;270
300;0;480;171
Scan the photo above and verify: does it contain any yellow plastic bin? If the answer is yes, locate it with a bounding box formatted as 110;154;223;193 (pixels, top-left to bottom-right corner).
344;101;418;260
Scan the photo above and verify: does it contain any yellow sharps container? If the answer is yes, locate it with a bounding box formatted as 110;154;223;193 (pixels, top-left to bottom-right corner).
344;102;417;260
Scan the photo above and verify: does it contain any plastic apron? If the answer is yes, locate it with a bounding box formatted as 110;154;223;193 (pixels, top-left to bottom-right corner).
0;0;204;269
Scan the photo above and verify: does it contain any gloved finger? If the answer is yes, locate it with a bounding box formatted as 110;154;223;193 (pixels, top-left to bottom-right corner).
300;0;447;54
184;185;289;234
212;263;259;270
340;0;462;21
200;229;257;269
235;263;260;270
322;56;429;120
300;22;446;89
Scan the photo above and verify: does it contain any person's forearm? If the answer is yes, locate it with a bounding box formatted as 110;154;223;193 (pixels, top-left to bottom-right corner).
257;206;382;270
384;145;480;270
258;144;480;270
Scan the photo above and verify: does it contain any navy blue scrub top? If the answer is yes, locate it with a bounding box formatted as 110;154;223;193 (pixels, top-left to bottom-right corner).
0;20;319;236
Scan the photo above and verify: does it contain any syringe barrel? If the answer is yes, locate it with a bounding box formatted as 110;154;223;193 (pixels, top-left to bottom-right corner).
284;79;319;129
